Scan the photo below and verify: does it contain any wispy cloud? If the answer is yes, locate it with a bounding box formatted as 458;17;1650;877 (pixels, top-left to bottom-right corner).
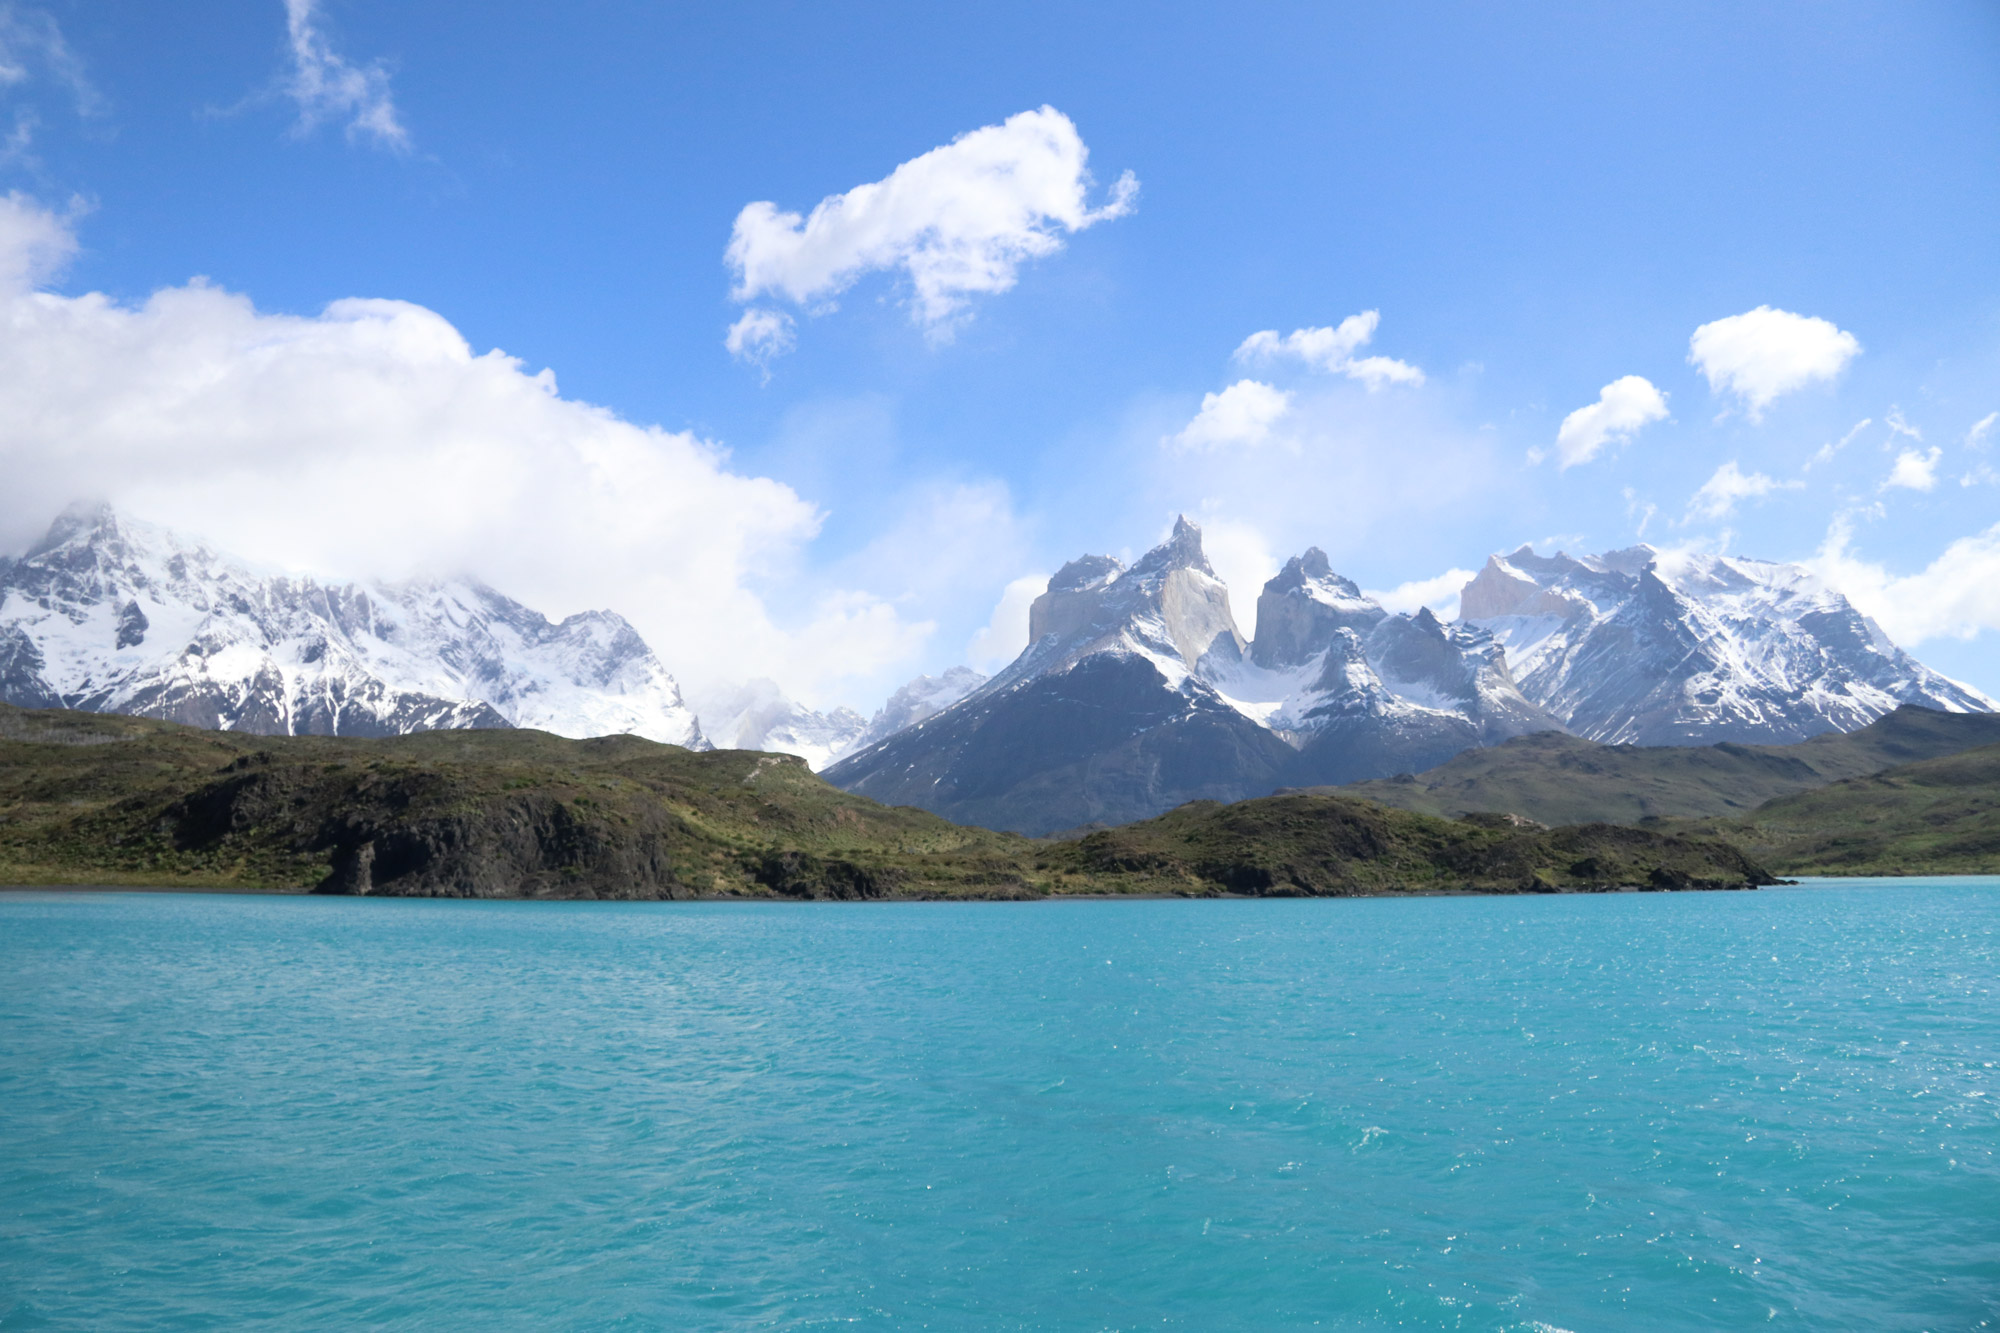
0;3;105;167
725;105;1135;359
1806;417;1871;471
1234;311;1423;390
1687;460;1800;521
281;0;408;150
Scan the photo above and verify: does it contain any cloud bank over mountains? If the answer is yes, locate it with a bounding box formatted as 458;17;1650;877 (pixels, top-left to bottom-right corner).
0;193;923;706
725;106;1136;360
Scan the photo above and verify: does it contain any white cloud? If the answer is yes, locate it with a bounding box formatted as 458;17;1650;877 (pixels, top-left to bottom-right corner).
1167;379;1291;451
968;573;1048;670
1687;460;1802;521
724;105;1135;351
0;5;100;115
1548;374;1667;469
0;193;932;704
0;187;76;290
1966;411;1996;450
1883;446;1942;492
1807;417;1871;471
1233;311;1424;389
0;4;99;169
1365;568;1476;621
1687;306;1860;419
282;0;408;150
1812;515;2000;645
723;307;794;368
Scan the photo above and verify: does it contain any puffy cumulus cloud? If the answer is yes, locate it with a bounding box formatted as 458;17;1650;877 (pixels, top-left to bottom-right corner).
1365;568;1476;621
968;573;1048;671
1812;516;2000;646
1687;460;1801;521
725;105;1135;356
1548;375;1667;468
1234;311;1423;389
0;194;930;704
1168;379;1291;451
1883;446;1943;492
282;0;408;149
1688;306;1860;419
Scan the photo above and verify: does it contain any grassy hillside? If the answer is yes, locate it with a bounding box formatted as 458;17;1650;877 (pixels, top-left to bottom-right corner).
1042;797;1771;896
1333;706;2000;826
1681;742;2000;876
0;704;1771;899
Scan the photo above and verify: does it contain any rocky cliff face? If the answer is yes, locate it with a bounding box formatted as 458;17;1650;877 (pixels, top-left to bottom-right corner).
1461;544;1992;744
0;504;705;745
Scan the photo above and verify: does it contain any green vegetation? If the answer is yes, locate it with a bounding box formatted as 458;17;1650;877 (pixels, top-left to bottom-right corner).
1042;797;1769;896
1334;706;2000;827
0;703;1770;899
1680;743;2000;877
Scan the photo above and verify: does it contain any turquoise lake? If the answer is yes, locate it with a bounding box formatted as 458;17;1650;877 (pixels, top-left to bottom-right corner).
2;881;1995;1330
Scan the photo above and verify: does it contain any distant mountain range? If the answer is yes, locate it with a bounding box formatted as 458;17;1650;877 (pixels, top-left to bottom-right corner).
828;520;1991;833
0;504;983;765
1;505;1989;836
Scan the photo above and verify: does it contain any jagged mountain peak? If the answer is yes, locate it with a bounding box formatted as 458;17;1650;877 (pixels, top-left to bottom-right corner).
1251;549;1383;669
1130;513;1215;579
1047;552;1124;594
1010;516;1244;688
1265;547;1363;601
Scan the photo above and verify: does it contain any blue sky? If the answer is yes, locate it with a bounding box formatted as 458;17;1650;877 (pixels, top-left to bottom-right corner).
3;0;1998;704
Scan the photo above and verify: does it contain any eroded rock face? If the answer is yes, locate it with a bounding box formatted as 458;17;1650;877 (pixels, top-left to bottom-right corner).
1251;549;1383;670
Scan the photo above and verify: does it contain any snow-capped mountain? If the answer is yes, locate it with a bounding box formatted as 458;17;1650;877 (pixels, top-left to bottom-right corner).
1461;544;1992;744
827;518;1296;832
829;519;1991;833
0;504;705;745
1209;548;1561;783
827;518;1529;832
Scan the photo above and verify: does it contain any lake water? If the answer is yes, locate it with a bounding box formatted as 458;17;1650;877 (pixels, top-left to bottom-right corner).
2;881;1996;1330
